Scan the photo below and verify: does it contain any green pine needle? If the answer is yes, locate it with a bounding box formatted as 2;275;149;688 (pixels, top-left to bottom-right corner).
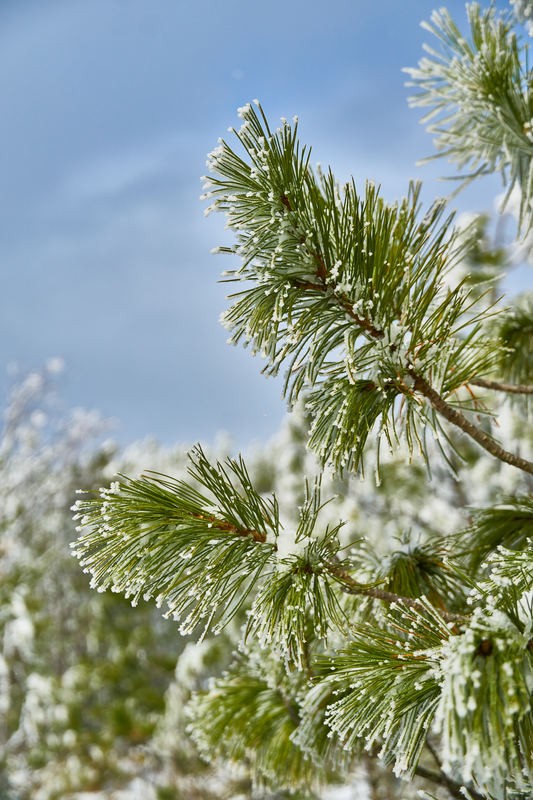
496;293;533;386
72;446;277;637
454;495;533;573
406;2;533;232
188;649;316;793
434;609;533;797
206;101;504;473
312;598;449;777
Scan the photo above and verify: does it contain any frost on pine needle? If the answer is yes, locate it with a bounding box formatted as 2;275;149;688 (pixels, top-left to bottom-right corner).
72;445;278;638
187;645;316;793
205;102;506;476
434;609;533;797
405;2;533;234
309;598;450;778
73;458;349;669
304;592;533;794
246;482;347;668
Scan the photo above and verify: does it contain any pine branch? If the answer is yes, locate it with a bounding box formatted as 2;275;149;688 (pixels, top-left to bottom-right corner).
310;598;533;795
312;598;450;778
292;274;533;473
414;764;485;800
433;608;533;798
295;273;533;472
292;265;532;473
73;451;353;666
452;496;533;572
405;3;533;232
205;103;532;475
409;370;533;474
325;561;469;624
187;649;316;793
71;446;278;637
291;272;533;473
470;377;533;395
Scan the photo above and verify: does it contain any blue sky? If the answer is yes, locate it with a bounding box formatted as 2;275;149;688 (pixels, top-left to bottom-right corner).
0;0;521;448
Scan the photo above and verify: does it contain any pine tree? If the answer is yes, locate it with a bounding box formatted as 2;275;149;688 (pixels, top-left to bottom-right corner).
73;3;533;798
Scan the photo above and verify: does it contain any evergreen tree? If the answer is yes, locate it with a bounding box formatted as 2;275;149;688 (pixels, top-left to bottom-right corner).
73;3;533;798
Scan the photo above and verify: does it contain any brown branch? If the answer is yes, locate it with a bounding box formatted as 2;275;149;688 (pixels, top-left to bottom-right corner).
279;198;385;336
285;237;533;474
425;738;443;770
409;371;533;475
290;278;385;339
335;292;385;339
325;563;469;624
415;764;486;800
470;377;533;395
192;511;267;543
280;193;293;212
276;688;301;727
